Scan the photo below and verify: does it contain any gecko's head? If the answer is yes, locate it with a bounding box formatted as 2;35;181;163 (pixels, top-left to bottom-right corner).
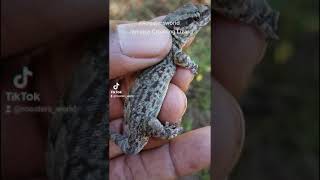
163;3;211;46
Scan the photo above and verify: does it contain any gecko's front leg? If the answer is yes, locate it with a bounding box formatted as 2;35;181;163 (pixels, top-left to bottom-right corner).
148;118;183;139
173;45;198;74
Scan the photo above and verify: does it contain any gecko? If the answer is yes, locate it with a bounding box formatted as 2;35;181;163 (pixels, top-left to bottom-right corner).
110;3;211;154
111;0;279;154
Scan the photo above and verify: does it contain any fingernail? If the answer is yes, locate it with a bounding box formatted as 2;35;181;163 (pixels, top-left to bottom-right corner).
117;22;171;58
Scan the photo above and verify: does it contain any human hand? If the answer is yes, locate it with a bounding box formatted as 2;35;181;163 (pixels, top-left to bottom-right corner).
212;16;268;179
109;20;210;179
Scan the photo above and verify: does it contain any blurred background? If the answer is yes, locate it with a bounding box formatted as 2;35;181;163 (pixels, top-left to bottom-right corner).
231;0;319;180
110;0;211;179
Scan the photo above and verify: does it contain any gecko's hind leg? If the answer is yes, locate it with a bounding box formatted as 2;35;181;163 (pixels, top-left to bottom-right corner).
173;48;198;74
110;130;147;154
110;131;137;154
110;130;130;152
148;118;183;139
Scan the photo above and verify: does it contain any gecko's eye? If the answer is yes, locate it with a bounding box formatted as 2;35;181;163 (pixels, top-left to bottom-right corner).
193;16;200;21
179;17;194;27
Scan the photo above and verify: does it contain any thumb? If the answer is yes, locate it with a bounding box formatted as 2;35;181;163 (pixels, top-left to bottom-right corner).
110;21;172;79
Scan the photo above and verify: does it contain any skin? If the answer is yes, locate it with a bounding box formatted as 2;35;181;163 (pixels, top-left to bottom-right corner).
1;1;267;179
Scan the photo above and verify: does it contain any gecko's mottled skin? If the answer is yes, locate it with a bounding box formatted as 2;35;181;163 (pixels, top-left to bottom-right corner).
110;3;211;154
47;32;108;180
